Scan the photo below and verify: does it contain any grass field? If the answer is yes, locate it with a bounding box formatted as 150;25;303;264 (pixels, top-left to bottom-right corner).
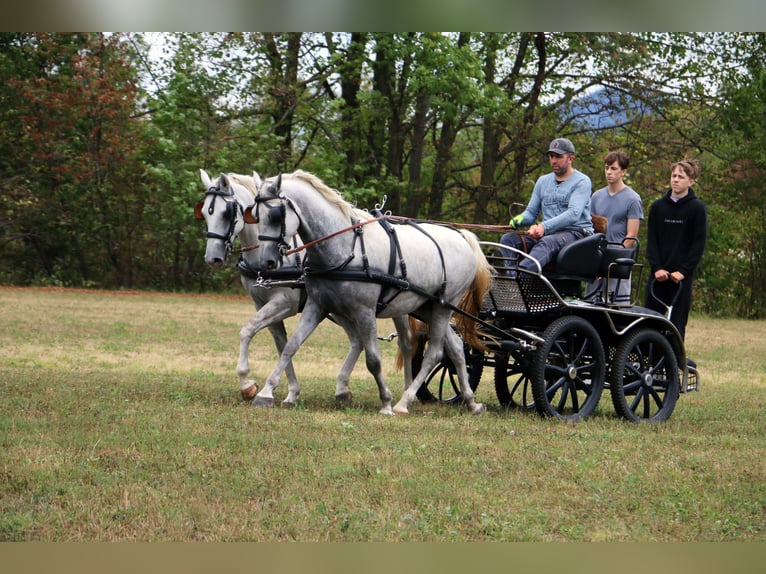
0;286;764;542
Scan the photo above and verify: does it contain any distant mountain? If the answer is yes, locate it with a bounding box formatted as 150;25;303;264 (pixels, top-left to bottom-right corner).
566;86;649;129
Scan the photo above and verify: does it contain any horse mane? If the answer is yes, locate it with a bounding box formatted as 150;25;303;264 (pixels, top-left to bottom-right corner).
227;173;258;198
284;170;374;221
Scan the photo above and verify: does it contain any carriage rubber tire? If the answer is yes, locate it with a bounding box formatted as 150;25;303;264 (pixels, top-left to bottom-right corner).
493;351;536;410
530;315;606;421
609;327;680;422
413;334;484;404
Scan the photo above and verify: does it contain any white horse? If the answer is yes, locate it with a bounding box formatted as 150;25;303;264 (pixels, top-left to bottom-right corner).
248;170;493;415
195;169;418;406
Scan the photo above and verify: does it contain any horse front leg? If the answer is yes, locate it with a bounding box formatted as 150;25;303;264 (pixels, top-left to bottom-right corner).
237;315;261;401
236;291;300;401
266;321;302;407
253;299;327;408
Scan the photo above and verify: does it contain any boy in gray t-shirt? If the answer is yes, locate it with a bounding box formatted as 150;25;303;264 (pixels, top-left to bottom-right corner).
586;151;644;304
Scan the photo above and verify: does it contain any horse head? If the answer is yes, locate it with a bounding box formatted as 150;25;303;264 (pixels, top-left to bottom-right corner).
247;173;302;271
195;169;253;267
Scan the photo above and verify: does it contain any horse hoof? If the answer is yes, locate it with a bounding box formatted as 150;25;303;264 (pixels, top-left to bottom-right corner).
392;405;408;415
281;399;296;409
251;396;275;408
469;403;486;415
335;391;353;402
240;383;259;401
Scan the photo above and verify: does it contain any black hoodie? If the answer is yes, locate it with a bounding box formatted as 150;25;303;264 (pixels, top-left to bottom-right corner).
646;188;708;278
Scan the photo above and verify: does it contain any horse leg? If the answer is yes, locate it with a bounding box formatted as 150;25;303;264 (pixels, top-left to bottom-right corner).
236;292;300;401
392;315;416;391
348;311;394;415
331;316;362;403
253;299;327;408
443;325;485;415
265;321;302;407
237;314;261;400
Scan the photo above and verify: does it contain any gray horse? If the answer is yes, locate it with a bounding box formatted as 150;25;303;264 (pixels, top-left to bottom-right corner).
196;169;418;406
249;170;492;415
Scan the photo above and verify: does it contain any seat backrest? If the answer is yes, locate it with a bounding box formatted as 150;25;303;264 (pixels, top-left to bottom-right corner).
599;244;637;279
552;233;607;279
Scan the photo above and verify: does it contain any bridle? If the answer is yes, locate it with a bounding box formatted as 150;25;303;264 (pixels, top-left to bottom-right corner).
250;175;303;262
195;182;253;256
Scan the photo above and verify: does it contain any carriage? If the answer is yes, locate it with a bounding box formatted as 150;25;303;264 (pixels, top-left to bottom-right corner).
411;233;700;422
197;169;698;422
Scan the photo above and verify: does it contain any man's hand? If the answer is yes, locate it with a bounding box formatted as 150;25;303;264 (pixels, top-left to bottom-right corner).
509;214;524;229
527;223;545;239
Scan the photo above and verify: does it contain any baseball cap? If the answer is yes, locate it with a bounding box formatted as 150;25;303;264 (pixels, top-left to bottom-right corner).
547;138;575;155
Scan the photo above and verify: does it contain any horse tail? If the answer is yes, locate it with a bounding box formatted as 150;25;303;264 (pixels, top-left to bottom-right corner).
453;230;493;352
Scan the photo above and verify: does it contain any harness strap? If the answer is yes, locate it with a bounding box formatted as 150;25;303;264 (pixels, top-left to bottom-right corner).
400;219;448;298
369;211;409;313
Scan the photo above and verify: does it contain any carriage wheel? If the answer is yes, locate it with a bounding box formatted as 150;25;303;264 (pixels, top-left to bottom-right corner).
494;350;536;410
531;315;605;420
609;328;680;422
413;334;484;404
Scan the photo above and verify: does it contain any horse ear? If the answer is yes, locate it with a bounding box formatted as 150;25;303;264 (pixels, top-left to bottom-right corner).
194;199;205;220
252;171;262;189
200;169;213;189
219;173;230;189
243;205;258;224
267;173;282;196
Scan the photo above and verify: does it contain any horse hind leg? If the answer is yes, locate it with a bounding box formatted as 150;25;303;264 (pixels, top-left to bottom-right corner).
443;325;485;415
347;313;394;415
392;315;418;391
393;311;485;416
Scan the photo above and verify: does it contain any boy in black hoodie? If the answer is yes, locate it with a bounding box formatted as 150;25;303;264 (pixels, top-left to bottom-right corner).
645;159;708;340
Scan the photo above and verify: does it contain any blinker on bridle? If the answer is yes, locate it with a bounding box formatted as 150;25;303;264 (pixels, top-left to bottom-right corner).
195;183;240;251
252;174;298;258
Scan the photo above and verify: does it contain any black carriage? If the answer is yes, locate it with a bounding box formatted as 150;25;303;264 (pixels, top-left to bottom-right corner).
413;232;699;422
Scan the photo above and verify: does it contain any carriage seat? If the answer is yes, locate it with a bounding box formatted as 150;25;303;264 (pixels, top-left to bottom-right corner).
546;234;638;283
548;233;607;281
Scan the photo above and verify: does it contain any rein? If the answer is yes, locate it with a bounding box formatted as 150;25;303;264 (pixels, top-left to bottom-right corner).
385;215;523;235
282;216;387;256
281;215;522;257
231;243;259;254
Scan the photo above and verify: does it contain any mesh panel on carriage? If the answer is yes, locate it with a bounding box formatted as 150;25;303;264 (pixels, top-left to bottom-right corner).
516;273;565;313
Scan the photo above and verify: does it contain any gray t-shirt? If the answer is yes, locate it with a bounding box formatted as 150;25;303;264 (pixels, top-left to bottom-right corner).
586;185;644;303
590;185;644;244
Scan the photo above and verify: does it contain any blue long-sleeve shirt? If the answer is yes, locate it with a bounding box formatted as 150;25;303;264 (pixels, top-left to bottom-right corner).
518;169;593;234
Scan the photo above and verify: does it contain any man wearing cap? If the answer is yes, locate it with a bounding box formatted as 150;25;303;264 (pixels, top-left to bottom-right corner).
500;137;593;272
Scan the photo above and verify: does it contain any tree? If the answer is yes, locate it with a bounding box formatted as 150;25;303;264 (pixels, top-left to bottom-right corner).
1;33;150;288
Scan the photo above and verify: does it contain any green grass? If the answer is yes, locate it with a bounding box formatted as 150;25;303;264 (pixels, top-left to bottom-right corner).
0;287;764;541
